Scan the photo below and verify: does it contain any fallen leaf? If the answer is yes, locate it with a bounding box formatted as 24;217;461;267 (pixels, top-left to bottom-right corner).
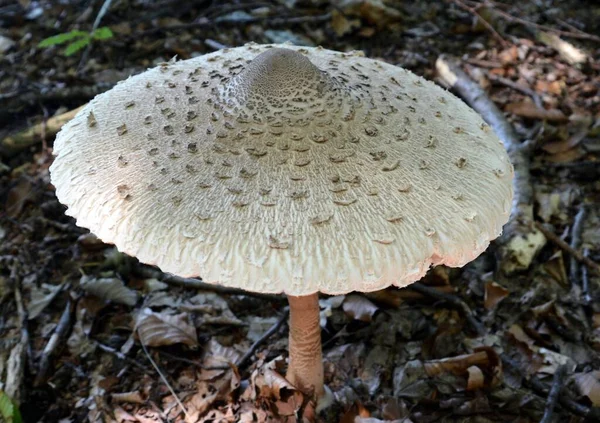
484;281;509;310
343;294;379;322
27;283;63;319
505;101;567;121
80;275;139;306
466;365;485;391
6;178;33;218
331;10;361;37
338;0;402;28
542;113;592;154
574;371;600;406
135;308;198;347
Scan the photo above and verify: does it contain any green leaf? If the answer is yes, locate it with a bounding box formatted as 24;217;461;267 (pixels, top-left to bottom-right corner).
0;391;22;423
64;37;91;56
92;26;113;41
38;30;87;47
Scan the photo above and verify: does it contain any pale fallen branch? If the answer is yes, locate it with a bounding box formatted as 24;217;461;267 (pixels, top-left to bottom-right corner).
1;105;85;154
537;31;589;67
34;298;76;386
435;56;546;274
4;263;29;404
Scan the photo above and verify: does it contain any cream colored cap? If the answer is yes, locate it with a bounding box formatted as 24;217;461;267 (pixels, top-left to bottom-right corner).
50;44;513;295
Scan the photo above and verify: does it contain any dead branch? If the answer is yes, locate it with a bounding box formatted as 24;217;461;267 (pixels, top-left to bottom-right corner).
502;356;600;420
1;105;85;154
408;283;485;335
94;340;151;372
448;0;509;47
35;298;76;386
4;263;29;404
489;5;600;43
236;308;289;370
137;12;332;37
540;364;567;423
582;248;592;304
535;222;600;276
569;206;587;286
487;73;542;108
134;265;286;303
435;55;545;274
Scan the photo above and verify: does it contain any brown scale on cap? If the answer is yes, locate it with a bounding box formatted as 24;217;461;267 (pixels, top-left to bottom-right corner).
51;44;513;298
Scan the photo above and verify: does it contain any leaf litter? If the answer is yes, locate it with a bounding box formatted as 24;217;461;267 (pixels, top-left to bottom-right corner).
1;0;600;422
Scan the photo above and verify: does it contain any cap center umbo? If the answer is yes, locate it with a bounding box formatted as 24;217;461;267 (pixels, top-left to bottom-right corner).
218;48;346;116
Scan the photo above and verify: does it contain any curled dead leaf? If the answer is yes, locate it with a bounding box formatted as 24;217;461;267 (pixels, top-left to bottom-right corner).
466;365;485;391
573;371;600;406
484;281;509;310
135;307;198;347
80;275;139;306
342;294;379;322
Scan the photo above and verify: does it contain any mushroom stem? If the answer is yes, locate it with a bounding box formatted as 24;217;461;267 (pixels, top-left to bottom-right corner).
286;293;324;400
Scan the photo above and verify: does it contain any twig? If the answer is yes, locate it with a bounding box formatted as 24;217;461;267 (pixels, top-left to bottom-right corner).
138;334;192;423
582;248;592;304
4;263;29;404
137;12;332;37
436;55;540;273
135;265;286;303
408;283;485;335
35;298;76;386
448;0;509;47
569;206;587;287
94;340;151;372
534;222;600;275
490;6;600;43
487;73;542;108
502;356;600;420
236;308;289;370
540;364;567;423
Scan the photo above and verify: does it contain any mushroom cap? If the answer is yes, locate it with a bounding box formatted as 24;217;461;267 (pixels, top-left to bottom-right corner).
50;44;513;295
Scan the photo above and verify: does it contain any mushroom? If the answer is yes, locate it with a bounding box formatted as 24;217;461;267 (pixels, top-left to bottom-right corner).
50;44;513;403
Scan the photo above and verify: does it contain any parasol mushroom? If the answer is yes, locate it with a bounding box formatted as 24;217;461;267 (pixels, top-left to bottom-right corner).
50;44;513;403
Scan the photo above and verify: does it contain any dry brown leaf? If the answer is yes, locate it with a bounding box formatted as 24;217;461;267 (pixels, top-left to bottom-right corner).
6;178;33;218
498;45;518;65
544;147;585;163
542;113;592;154
466;365;485;391
27;283;63;319
505;101;567;121
574;371;600;406
343;294;379;322
80;275;139;306
135;307;198;347
331;10;361;37
484;281;509;310
339;402;371;423
424;351;489;377
542;250;568;285
338;0;402;28
535;80;564;96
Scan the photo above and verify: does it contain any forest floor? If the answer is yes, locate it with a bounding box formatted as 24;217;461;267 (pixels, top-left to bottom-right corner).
1;0;600;422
